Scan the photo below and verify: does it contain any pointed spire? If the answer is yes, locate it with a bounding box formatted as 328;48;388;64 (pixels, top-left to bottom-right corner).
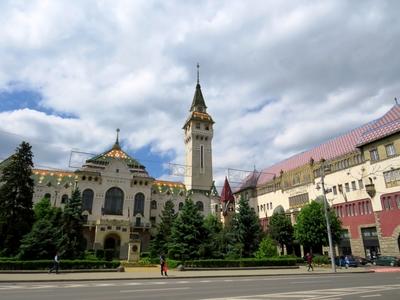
220;177;234;203
112;128;121;150
190;63;207;112
395;97;398;105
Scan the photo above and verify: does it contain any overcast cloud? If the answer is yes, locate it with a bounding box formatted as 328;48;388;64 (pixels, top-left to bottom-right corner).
0;0;399;189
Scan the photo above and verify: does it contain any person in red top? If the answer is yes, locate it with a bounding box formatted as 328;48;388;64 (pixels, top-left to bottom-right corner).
306;253;313;271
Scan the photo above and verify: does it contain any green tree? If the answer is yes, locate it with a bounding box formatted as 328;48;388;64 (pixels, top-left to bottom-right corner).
268;212;294;255
149;200;177;257
230;195;262;257
0;142;35;256
201;214;224;258
18;198;62;259
168;198;205;260
58;187;86;259
294;200;342;253
254;236;278;258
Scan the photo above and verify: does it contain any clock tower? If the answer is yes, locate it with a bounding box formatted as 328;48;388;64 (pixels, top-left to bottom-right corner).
183;64;214;192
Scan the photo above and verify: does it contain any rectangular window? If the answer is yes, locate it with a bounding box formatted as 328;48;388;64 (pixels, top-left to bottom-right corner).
345;183;350;193
333;186;337;195
385;144;396;157
358;179;364;189
200;145;204;169
396;195;400;209
196;122;200;129
338;184;343;193
351;181;356;191
370;149;379;162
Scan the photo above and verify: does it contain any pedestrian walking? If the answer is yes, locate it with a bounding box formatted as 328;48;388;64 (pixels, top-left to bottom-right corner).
306;253;313;271
48;252;60;274
344;255;350;269
160;254;167;276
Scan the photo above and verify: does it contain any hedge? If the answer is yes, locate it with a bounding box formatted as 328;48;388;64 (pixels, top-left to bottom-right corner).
0;260;120;270
183;258;297;268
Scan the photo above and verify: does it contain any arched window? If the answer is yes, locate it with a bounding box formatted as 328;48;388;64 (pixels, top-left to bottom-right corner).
82;189;94;214
151;200;157;210
44;193;51;200
134;193;145;216
104;187;124;215
179;202;184;211
196;201;204;211
61;194;68;204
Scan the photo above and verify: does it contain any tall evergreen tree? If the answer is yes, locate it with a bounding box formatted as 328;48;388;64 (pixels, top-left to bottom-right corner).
168;198;206;260
18;198;62;259
268;212;294;255
58;187;86;259
149;200;177;257
201;214;224;258
0;141;35;256
230;195;261;257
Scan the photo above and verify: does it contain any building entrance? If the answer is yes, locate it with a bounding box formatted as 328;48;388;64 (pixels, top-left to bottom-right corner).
361;227;380;260
104;234;121;258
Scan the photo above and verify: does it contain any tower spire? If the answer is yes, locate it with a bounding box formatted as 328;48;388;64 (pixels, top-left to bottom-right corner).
197;62;200;85
112;128;121;150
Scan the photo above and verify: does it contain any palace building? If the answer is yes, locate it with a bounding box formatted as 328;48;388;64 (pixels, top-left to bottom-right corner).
0;74;218;260
234;104;400;259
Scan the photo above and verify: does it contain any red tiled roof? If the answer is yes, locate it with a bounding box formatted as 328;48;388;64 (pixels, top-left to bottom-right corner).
254;105;400;187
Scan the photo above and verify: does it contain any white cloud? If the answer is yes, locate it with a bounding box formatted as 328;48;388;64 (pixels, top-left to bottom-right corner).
1;0;400;187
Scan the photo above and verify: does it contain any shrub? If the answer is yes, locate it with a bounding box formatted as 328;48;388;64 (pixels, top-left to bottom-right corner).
140;252;150;258
95;249;105;260
183;258;296;268
0;260;120;270
313;255;330;265
254;237;278;258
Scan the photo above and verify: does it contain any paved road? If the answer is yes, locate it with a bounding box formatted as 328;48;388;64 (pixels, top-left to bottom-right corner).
0;273;399;300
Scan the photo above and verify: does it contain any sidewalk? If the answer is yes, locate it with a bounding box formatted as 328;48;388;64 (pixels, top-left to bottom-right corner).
0;266;374;283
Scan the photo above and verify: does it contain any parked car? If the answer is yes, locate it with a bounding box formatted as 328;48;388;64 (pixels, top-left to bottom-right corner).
353;256;369;265
335;256;359;267
373;256;400;267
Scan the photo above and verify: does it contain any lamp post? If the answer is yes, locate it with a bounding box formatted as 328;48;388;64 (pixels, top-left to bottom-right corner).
320;160;336;273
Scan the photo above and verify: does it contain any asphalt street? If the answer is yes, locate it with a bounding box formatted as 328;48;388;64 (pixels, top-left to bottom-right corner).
0;272;399;300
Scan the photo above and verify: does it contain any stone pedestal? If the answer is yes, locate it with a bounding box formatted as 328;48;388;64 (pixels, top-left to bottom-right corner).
127;240;141;262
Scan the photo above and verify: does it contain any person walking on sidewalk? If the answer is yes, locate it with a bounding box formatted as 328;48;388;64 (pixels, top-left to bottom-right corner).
49;252;60;274
306;253;313;271
160;254;168;276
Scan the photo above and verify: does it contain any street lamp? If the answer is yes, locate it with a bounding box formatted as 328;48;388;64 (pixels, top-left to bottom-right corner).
319;159;336;273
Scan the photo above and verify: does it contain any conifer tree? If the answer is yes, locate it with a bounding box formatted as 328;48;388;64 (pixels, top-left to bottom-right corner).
0;141;35;256
149;200;177;257
58;187;86;259
202;214;224;258
18;197;62;259
230;195;261;257
168;198;205;260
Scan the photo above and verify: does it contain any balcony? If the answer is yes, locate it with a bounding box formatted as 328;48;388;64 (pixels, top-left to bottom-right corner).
132;221;152;229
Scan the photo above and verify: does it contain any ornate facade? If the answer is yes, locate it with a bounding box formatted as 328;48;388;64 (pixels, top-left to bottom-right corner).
1;76;217;260
234;104;400;258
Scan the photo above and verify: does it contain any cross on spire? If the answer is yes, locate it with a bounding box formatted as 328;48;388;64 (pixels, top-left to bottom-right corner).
116;128;120;145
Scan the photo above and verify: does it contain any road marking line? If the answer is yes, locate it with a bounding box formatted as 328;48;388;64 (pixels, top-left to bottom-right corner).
123;282;142;286
63;284;87;288
176;281;190;284
93;283;115;287
360;295;382;298
0;285;27;290
199;280;211;283
120;287;190;293
153;281;167;285
29;285;57;289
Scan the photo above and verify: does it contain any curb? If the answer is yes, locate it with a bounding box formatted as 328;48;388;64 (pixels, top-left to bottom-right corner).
0;270;375;283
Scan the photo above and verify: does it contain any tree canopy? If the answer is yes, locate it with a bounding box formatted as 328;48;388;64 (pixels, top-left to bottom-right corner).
168;198;206;260
294;200;342;253
149;200;177;257
268;212;294;255
230;195;261;257
57;187;86;259
0;141;35;256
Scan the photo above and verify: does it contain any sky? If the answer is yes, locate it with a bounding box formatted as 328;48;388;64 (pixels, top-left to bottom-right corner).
1;0;400;190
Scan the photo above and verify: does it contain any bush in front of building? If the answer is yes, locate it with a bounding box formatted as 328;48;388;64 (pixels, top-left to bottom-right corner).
0;259;120;270
312;255;330;266
95;249;105;259
183;258;297;268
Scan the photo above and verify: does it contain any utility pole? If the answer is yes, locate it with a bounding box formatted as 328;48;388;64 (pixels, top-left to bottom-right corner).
321;160;336;273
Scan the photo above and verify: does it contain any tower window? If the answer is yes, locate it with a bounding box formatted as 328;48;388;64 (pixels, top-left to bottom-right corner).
200;145;204;170
205;125;209;130
196;122;200;129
